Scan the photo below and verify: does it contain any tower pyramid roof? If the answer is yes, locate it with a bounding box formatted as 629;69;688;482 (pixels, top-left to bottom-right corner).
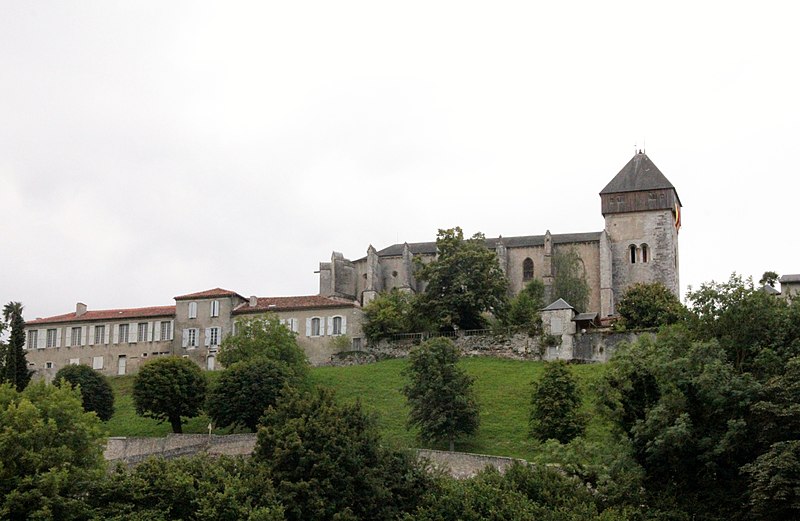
600;152;677;197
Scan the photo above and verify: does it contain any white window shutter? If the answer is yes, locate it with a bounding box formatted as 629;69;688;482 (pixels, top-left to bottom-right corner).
204;328;211;346
81;326;87;346
39;329;46;348
105;326;110;344
292;318;299;333
65;328;71;347
341;315;347;335
55;328;62;348
129;323;138;343
182;329;189;348
327;316;333;336
305;318;311;337
149;322;154;341
170;320;175;340
88;326;95;346
113;324;119;344
153;322;161;342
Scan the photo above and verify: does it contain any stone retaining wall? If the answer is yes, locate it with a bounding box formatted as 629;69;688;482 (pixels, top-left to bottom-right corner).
415;449;527;479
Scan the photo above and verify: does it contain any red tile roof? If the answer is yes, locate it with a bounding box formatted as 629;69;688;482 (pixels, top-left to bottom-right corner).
174;288;244;301
27;306;176;325
233;295;357;314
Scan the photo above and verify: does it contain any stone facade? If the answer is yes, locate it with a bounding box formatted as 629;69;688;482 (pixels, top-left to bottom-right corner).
24;289;364;379
320;151;681;319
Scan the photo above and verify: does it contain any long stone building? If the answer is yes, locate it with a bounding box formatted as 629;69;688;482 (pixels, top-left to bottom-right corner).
23;151;681;377
320;151;682;318
24;289;363;379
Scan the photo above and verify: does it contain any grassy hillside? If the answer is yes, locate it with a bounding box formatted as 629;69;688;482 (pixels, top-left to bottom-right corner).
106;357;609;461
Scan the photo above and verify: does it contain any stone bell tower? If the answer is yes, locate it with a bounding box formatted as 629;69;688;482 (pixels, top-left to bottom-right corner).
600;151;681;314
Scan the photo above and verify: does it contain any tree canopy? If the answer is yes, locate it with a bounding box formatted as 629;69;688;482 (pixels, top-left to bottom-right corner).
55;364;115;421
551;249;589;312
616;282;686;330
402;337;479;450
206;357;295;431
0;381;106;520
132;357;207;433
505;279;546;336
530;360;586;444
415;227;508;330
219;314;308;377
362;289;428;341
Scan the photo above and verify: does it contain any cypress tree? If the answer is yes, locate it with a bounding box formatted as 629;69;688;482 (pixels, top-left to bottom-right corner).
2;302;31;391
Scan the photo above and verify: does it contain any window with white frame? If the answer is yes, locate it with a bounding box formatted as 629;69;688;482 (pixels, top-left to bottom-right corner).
160;321;172;341
71;327;82;346
332;316;342;336
95;325;106;344
188;302;197;319
92;356;104;370
209;327;220;346
69;358;80;365
183;328;198;348
138;323;148;342
311;317;321;336
46;328;57;348
45;361;54;369
119;324;129;343
28;330;38;349
210;300;220;317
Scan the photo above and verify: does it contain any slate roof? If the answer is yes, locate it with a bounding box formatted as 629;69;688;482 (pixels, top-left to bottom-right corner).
759;285;781;295
27;306;176;325
174;288;244;301
233;295;357;314
372;232;602;258
573;312;599;322
542;298;575;311
779;274;800;283
600;152;679;200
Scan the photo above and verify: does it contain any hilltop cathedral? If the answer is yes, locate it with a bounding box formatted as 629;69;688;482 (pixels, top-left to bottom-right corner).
24;151;681;377
319;151;682;318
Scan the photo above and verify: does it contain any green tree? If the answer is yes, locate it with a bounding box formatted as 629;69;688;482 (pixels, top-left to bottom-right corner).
132;357;207;433
742;440;800;521
2;301;31;391
402;337;479;451
0;381;106;520
88;455;284;521
206;358;295;431
415;227;509;330
759;270;780;288
363;289;428;341
54;364;115;421
616;282;686;330
255;386;431;521
219;315;308;377
552;249;589;312
506;279;546;336
530;360;586;444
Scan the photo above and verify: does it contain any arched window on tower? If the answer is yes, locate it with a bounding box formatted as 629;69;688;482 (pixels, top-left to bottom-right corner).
641;243;650;263
522;258;534;281
629;244;637;264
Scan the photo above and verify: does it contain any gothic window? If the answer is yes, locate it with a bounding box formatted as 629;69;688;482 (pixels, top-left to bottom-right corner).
629;244;637;264
522;258;534;282
641;243;650;263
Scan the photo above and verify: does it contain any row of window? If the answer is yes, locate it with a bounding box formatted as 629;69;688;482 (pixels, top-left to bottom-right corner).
181;327;221;348
187;300;220;319
27;320;174;350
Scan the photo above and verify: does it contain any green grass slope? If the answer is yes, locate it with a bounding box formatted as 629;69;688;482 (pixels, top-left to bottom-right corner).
106;357;609;461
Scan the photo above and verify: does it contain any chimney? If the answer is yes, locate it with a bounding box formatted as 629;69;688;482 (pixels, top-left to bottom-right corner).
76;302;87;317
249;296;258;307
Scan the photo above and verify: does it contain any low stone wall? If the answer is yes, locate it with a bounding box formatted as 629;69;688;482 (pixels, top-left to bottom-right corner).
415;449;526;479
336;329;642;365
104;433;257;464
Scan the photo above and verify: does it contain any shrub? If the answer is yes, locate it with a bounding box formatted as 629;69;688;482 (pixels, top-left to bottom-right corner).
54;364;114;421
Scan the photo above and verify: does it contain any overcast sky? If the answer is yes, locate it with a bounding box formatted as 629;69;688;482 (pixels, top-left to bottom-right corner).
2;1;799;321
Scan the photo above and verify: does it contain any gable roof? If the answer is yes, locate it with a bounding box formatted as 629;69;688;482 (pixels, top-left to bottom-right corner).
27;305;176;326
600;152;679;200
174;288;244;301
542;298;575;311
233;295;357;314
371;232;602;259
